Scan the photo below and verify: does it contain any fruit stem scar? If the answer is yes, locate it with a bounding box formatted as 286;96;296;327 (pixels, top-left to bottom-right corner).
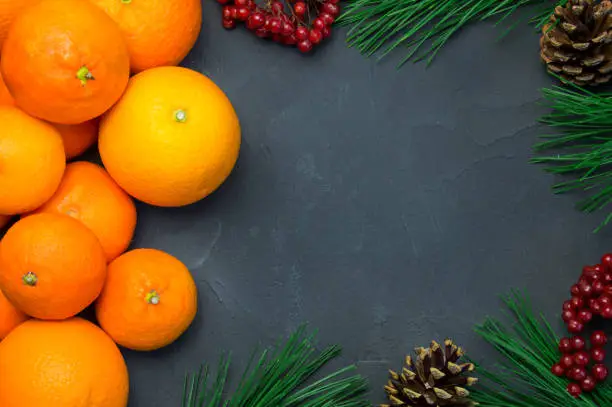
121;0;132;3
174;109;187;123
76;66;95;86
145;290;160;305
22;272;37;286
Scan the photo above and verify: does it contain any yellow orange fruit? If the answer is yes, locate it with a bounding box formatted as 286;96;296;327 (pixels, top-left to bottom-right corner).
0;318;129;407
0;288;28;340
0;213;107;320
99;67;241;207
1;0;130;124
87;0;201;73
0;0;41;51
0;106;65;215
30;161;136;262
96;248;197;351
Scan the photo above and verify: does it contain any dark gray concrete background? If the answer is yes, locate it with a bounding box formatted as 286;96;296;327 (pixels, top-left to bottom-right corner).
123;4;612;406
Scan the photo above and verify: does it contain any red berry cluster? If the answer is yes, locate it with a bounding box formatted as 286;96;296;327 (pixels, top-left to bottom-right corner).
552;253;612;397
551;332;608;397
217;0;339;53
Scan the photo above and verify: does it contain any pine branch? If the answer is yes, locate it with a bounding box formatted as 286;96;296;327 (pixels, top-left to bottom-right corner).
182;325;370;407
337;0;562;66
530;83;612;232
472;290;612;406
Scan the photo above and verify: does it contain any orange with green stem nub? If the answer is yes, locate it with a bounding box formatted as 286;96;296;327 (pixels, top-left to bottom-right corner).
95;248;197;351
0;0;129;124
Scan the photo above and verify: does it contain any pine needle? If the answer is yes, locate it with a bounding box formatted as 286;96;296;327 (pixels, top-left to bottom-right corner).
182;325;370;407
337;0;562;65
472;290;612;406
531;82;612;232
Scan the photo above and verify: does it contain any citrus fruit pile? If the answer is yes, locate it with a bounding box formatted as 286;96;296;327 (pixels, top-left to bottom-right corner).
0;0;241;405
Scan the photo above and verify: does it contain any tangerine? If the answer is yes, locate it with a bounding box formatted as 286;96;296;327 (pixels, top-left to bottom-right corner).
0;213;107;320
87;0;201;73
96;248;197;351
0;0;41;51
30;161;137;262
99;67;241;207
1;0;130;124
55;120;99;160
0;106;65;215
0;318;129;407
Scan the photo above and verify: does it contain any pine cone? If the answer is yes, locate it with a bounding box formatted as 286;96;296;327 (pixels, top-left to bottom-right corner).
381;340;477;407
540;0;612;86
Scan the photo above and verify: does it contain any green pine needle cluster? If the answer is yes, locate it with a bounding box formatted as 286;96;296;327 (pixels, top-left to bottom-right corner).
531;83;612;232
182;326;369;407
337;0;562;65
472;291;612;406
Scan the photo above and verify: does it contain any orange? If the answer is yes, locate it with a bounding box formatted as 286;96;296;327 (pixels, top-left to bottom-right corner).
0;0;41;51
55;120;99;160
0;66;12;105
99;67;241;207
0;288;28;340
87;0;201;73
0;318;129;407
0;213;107;320
0;106;65;215
0;0;130;124
30;161;137;262
96;248;197;351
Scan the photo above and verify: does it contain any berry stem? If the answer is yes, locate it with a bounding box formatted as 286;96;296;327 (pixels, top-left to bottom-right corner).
76;66;94;86
145;290;160;305
22;272;37;286
174;109;187;123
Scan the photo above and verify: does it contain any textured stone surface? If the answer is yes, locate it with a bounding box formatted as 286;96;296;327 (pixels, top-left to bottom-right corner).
104;6;612;406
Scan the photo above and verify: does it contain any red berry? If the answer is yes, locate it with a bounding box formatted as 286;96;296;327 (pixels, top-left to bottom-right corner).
593;364;609;381
223;19;236;29
574;351;590;366
236;6;251;20
567;382;582;397
297;39;313;52
269;17;283;33
322;2;340;16
282;21;295;36
561;354;575;368
295;26;309;40
578;309;593;323
602;254;612;270
559;337;573;353
247;0;257;9
283;33;298;45
321;25;331;38
591;331;608;347
313;17;326;30
571;336;586;351
255;28;270;38
601;305;612;318
595;264;605;273
581;376;597;392
247;12;266;29
293;1;306;15
570;366;587;381
580;281;594;297
606;273;612;283
551;363;566;376
271;1;284;13
600;295;612;306
562;310;576;322
235;0;248;5
591;347;606;363
589;298;601;313
271;33;283;42
571;296;584;309
320;12;335;25
567;319;584;333
563;300;574;311
571;284;581;296
309;29;323;44
223;6;235;20
593;280;605;294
